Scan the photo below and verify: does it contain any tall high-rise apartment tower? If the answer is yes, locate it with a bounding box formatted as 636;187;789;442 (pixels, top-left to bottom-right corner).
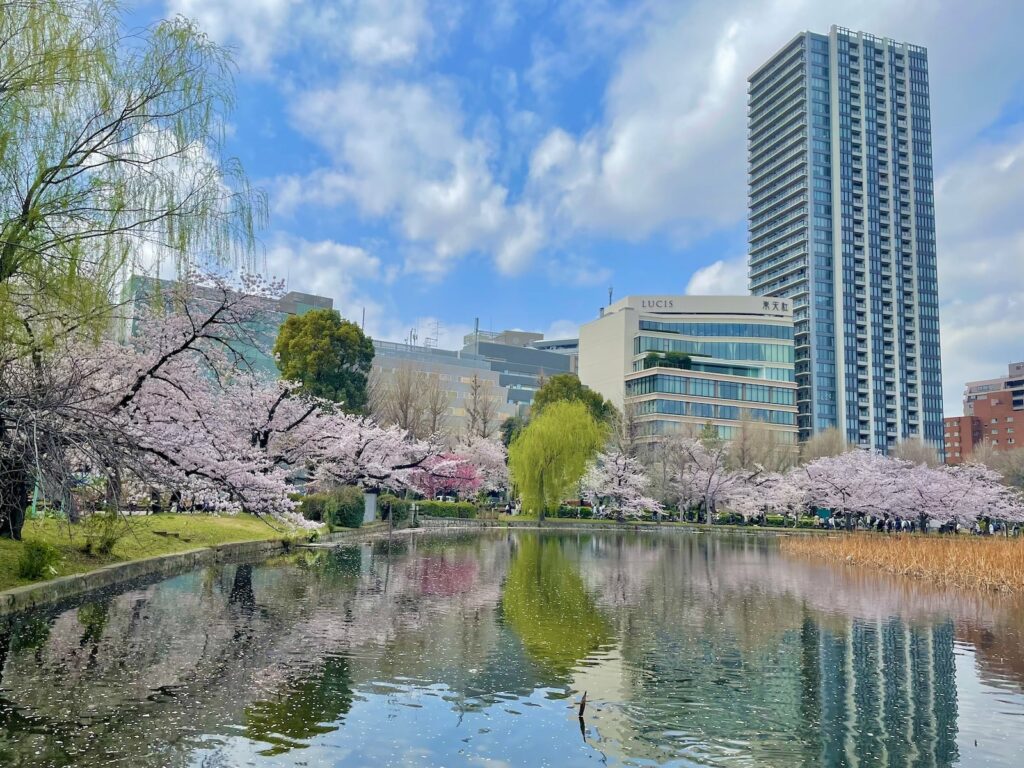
747;26;943;452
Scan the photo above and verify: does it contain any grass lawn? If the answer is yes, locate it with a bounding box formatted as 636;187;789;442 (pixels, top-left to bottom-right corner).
0;514;309;592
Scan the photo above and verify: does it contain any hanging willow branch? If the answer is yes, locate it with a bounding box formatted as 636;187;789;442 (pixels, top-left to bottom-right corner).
0;0;266;352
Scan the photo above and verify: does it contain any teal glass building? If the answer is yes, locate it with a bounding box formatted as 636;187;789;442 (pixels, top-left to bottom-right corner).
748;26;943;453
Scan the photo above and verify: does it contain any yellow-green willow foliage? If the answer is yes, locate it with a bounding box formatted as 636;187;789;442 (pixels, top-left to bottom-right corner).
508;400;605;520
0;0;265;352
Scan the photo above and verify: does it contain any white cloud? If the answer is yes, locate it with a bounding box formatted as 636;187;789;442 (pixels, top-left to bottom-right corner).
275;79;544;277
168;0;300;72
264;234;382;319
167;0;449;72
528;0;1024;243
935;131;1024;415
542;319;584;340
545;253;612;288
685;256;748;295
341;0;434;65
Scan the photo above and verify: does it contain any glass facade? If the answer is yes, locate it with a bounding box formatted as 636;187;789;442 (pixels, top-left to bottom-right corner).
635;336;794;364
623;309;797;441
627;374;795;405
748;26;943;452
635;419;798;443
638;320;794;339
633;398;796;425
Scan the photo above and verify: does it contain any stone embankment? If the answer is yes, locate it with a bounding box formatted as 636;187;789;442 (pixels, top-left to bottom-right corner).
0;524;398;616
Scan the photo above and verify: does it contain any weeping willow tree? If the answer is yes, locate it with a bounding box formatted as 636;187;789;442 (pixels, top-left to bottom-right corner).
0;0;265;537
508;400;605;521
0;0;265;347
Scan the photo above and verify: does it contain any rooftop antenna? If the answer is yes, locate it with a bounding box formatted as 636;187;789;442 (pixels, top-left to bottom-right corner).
608;286;613;306
425;320;439;349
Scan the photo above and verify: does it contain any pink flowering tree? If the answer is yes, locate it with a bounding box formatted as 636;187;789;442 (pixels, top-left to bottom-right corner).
459;436;509;495
669;438;736;524
314;417;443;495
725;471;807;525
1;271;339;534
409;454;482;499
581;450;663;520
797;450;908;528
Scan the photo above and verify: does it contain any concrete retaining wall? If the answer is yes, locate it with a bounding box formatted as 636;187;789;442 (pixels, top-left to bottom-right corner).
0;524;392;617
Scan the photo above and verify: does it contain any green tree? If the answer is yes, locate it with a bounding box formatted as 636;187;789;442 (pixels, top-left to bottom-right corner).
499;415;527;447
531;373;617;423
508;400;604;521
273;309;374;410
644;351;692;370
699;421;723;449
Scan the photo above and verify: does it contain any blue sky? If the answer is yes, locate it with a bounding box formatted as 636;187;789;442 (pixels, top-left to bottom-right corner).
138;0;1024;415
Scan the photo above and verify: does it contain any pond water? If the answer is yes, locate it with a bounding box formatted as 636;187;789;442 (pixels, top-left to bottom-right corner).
2;530;1024;767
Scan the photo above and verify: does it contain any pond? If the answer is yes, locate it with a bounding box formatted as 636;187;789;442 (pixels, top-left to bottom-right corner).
2;530;1024;767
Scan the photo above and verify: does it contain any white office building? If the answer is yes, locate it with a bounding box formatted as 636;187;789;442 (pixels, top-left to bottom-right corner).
578;295;798;444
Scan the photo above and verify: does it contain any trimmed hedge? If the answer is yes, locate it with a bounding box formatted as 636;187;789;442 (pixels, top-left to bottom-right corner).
379;494;412;523
298;487;363;529
325;487;364;529
416;500;477;519
298;493;329;522
553;505;593;519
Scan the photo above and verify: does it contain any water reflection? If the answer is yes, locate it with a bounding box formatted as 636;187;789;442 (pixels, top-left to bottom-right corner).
0;530;1021;767
502;536;612;677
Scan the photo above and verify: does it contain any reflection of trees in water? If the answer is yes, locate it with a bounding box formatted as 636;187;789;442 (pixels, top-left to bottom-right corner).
243;655;354;756
501;535;612;678
0;531;1016;768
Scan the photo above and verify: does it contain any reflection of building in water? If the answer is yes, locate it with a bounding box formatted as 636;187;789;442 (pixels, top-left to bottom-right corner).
817;618;958;767
612;605;959;768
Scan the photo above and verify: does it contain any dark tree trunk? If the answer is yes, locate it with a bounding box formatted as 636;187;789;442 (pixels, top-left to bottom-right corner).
0;459;29;540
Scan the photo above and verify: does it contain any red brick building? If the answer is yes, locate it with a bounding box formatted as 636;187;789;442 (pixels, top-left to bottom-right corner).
943;415;982;465
944;361;1024;465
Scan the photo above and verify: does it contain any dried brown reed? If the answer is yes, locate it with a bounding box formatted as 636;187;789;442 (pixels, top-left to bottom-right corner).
780;533;1024;593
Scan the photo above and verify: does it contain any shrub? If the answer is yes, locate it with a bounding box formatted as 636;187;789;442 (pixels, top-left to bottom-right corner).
17;541;60;580
298;493;330;522
79;512;125;556
379;494;412;524
764;514;786;527
416;500;477;519
553;505;592;519
714;511;744;526
325;486;364;529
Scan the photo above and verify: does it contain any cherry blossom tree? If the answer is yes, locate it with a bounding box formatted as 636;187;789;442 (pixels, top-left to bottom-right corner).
314;417;443;495
581;450;663;520
797;450;907;528
725;471;806;525
409;454;481;499
458;436;508;494
669;438;736;524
